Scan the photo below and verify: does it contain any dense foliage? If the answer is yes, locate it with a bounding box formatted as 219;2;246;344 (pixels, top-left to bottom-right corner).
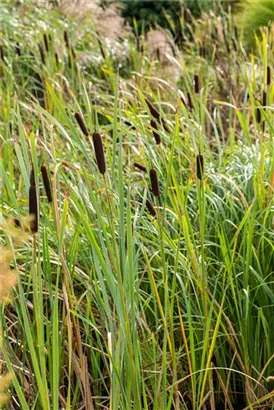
1;1;274;409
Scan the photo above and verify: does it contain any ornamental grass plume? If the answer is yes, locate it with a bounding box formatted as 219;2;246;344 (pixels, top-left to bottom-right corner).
92;131;106;175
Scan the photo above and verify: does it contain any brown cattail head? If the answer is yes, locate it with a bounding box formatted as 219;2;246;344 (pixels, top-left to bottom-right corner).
134;162;147;172
0;44;4;62
256;107;261;124
41;165;52;203
146;199;156;217
15;42;21;57
194;74;200;94
145;98;160;120
30;167;35;186
13;218;21;228
267;66;271;86
150;119;161;145
75;112;89;136
55;52;59;66
92;131;106;174
187;92;193;110
64;31;70;48
29;185;38;234
262;91;267;107
43;33;49;53
196;154;204;180
38;43;45;65
149;168;159;197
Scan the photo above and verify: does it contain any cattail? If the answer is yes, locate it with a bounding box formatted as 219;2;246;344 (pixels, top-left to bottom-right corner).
134;162;147;172
262;91;267;107
267;66;271;86
187;92;193;110
256;107;261;124
0;44;4;62
29;185;38;233
196;154;204;180
15;42;21;57
145;98;160;120
234;26;238;41
64;31;70;48
43;33;49;53
146;199;156;217
41;165;52;203
55;52;59;66
194;74;200;94
75;112;89;136
13;218;21;228
30;167;35;186
9;122;12;135
150;119;161;145
92;131;106;174
38;43;45;65
71;46;76;59
232;38;237;52
149;168;159;197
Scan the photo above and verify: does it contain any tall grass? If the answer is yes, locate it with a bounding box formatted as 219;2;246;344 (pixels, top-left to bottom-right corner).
1;1;274;409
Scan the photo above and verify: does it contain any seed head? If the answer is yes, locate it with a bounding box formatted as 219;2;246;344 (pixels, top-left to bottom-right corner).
150;119;161;145
75;112;89;136
149;168;159;197
196;154;204;180
256;107;261;124
145;98;160;120
43;33;49;53
41;165;52;203
146;199;156;217
267;66;271;86
194;74;200;94
92;131;106;174
64;31;70;48
134;162;147;172
262;91;267;108
29;185;38;234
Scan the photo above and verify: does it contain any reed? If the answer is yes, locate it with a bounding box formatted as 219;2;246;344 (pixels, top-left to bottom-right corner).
92;131;106;175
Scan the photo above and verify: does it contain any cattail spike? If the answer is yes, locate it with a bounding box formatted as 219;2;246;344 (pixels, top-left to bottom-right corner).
29;185;38;233
267;66;271;86
92;131;106;174
75;112;89;136
149;168;159;197
146;199;156;217
64;31;70;48
196;154;204;180
41;165;52;203
262;91;267;107
38;43;45;65
194;74;200;94
256;107;261;124
30;167;35;186
150;119;161;145
145;98;160;120
15;42;21;57
187;92;193;110
134;162;147;172
43;33;49;53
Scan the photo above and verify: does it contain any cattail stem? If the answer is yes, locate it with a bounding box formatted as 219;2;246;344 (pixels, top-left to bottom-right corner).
92;131;106;175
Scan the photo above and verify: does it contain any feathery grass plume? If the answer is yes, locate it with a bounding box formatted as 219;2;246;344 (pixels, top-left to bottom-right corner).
267;66;271;86
43;33;49;52
263;91;267;107
38;43;45;65
194;74;200;94
256;107;261;124
196;154;204;180
146;199;156;217
134;162;147;172
150;119;161;145
75;112;89;136
187;92;193;110
92;131;106;174
149;168;159;197
64;30;70;48
15;41;21;57
41;165;52;203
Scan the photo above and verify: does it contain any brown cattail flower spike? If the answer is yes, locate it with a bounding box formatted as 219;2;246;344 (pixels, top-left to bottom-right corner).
29;168;38;233
146;199;156;217
75;112;89;136
262;91;267;108
43;33;49;53
267;66;271;86
64;31;70;48
149;168;159;197
151;119;161;145
134;163;147;172
38;43;45;65
196;154;204;180
194;74;200;94
41;165;52;203
256;107;261;124
92;131;106;175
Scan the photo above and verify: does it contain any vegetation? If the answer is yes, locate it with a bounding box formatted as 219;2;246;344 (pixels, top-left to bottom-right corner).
1;1;274;409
